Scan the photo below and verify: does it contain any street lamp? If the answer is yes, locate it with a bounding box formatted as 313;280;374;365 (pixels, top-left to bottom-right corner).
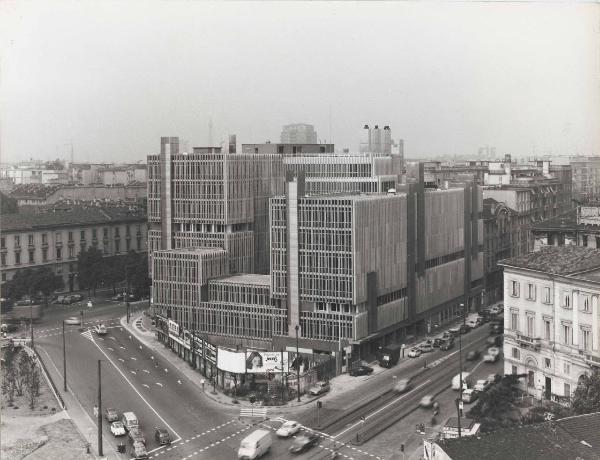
62;320;67;392
295;325;300;402
456;302;464;438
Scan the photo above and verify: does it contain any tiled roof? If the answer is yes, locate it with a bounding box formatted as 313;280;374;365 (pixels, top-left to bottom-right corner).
0;204;146;232
500;246;600;275
9;184;63;200
437;415;600;460
531;209;578;230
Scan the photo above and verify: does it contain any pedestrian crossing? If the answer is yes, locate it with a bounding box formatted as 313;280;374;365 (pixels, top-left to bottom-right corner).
81;329;94;341
239;406;267;418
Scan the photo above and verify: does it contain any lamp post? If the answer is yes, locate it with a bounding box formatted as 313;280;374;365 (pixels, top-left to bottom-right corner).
97;360;103;457
457;302;464;438
30;302;34;350
295;325;300;402
62;320;67;392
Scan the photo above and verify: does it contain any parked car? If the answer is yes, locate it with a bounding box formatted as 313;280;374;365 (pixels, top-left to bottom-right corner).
452;372;472;391
130;441;148;459
104;407;118;422
308;381;330;396
447;328;460;338
276;420;300;438
466;350;481;361
474;379;492;392
349;364;374;377
394;378;412;394
0;323;19;333
121;412;139;431
64;316;81;325
419;343;434;353
128;427;145;445
462;388;479;404
432;337;445;348
440;338;455;351
419;395;435;408
486;373;500;384
289;432;319;454
154;427;171;445
459;324;471;334
110;421;126;437
94;324;108;335
408;348;422;358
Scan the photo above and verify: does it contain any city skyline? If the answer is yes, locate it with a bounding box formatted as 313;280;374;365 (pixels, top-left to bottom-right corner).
1;2;599;163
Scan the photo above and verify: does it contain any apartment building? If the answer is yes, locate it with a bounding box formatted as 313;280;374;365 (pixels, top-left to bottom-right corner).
1;204;147;290
532;204;600;251
499;246;600;402
280;123;318;144
571;156;600;202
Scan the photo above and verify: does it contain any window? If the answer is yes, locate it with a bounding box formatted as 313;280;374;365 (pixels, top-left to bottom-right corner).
15;252;20;264
527;283;536;301
115;240;120;253
581;328;591;350
1;273;5;282
115;227;120;237
42;248;48;261
563;292;571;309
543;286;551;304
510;280;520;297
512;348;520;359
28;234;34;245
0;237;5;249
562;323;572;345
563;363;570;375
583;235;588;246
126;225;130;236
68;232;73;242
137;237;141;250
126;239;130;251
511;365;518;375
528;371;535;387
511;311;519;331
545;358;551;369
80;230;85;240
544;319;552;340
103;228;109;238
92;229;97;239
582;296;590;312
56;232;62;243
527;315;535;337
564;383;571;397
277;145;284;154
14;235;20;248
56;247;62;260
1;253;6;266
28;249;34;263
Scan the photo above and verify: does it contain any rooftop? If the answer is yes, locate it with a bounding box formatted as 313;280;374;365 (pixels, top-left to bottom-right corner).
437;413;600;460
9;184;64;200
500;246;600;275
0;204;146;232
212;274;270;287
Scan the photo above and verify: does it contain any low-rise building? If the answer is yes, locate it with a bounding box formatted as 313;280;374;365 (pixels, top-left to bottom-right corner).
1;204;147;290
500;246;600;403
532;203;600;251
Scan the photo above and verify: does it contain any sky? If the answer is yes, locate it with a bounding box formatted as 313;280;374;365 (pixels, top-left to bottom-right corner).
1;1;599;164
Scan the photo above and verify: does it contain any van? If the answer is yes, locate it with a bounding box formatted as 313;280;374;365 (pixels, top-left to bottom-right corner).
121;412;139;431
238;429;272;460
461;388;479;404
452;372;471;391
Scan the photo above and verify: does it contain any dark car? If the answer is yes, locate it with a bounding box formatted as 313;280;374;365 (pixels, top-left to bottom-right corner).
466;350;481;361
130;441;148;459
487;335;503;347
128;427;145;445
349;364;374;377
459;324;471;334
104;407;119;422
490;322;503;335
154;427;171;445
433;338;445;348
289;432;319;454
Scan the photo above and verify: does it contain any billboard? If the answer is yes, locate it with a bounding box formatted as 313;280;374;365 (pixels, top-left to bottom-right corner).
217;348;246;373
245;350;289;374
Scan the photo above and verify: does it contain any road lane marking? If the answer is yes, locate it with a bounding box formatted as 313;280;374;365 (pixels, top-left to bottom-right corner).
142;370;150;374
131;357;137;360
107;347;114;351
334;379;432;438
120;346;126;349
90;339;181;442
118;358;125;362
156;382;163;387
131;371;137;375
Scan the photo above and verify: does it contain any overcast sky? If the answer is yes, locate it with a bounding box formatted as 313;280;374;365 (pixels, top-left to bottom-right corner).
1;1;599;163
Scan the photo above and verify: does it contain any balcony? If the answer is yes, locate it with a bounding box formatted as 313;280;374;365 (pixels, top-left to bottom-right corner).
584;353;600;368
515;334;541;350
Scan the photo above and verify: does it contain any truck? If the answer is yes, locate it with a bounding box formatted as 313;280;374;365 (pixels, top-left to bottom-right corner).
378;343;403;368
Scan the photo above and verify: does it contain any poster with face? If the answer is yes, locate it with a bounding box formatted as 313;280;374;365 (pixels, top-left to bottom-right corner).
245;351;289;373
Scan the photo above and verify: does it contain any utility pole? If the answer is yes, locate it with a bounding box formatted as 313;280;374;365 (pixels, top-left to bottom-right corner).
295;325;301;402
30;302;34;349
280;348;285;403
62;320;67;392
97;360;103;456
457;302;464;438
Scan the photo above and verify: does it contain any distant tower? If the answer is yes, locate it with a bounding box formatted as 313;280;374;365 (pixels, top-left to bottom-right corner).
281;124;318;144
208;118;214;147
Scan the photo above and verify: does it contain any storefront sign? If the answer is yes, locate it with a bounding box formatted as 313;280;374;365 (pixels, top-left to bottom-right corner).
205;343;217;364
168;319;179;337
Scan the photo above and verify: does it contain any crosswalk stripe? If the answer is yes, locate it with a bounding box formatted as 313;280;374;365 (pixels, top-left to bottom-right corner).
81;330;94;341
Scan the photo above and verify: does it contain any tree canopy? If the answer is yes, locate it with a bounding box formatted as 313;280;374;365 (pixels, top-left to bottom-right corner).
571;371;600;415
2;267;64;302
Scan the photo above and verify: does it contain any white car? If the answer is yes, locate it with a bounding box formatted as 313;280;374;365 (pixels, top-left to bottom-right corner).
474;379;491;392
64;317;81;326
276;420;301;437
484;347;500;362
94;324;108;335
419;395;435;408
408;348;422;358
110;421;126;437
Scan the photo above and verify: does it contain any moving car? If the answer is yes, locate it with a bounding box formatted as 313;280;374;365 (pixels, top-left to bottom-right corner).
308;381;330;396
474;379;491;392
394;378;412;394
154;427;171;445
408;348;422;358
276;420;300;438
128;427;145;445
289;432;319;454
452;372;471;391
466;350;481;361
130;441;148;459
94;324;108;335
238;429;272;460
349;364;374;376
110;421;126;437
461;388;479;404
419;395;435;408
419;343;434;353
104;407;118;422
484;347;500;363
459;324;471;334
487;335;503;347
64;316;81;325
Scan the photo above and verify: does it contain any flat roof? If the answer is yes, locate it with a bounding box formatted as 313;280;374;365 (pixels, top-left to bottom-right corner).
212;274;270;286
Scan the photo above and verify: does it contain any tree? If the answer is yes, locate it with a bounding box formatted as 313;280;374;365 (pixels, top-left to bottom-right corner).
102;256;125;295
3;267;63;304
3;268;35;300
15;350;31;397
77;247;104;296
26;358;40;409
32;267;64;307
124;250;150;298
571;371;600;415
0;191;18;215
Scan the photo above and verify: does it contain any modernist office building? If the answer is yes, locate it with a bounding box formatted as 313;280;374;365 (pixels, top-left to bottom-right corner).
150;137;483;360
